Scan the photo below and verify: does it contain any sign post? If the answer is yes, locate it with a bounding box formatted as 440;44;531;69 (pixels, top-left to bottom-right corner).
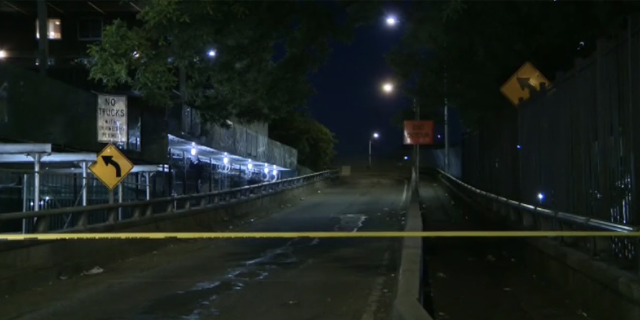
97;94;128;144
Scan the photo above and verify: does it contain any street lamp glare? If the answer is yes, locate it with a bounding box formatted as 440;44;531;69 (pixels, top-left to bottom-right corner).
386;17;397;26
373;133;379;139
382;83;394;93
208;49;216;57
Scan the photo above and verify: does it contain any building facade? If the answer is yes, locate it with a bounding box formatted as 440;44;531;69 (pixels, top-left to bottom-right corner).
0;1;300;222
0;1;139;69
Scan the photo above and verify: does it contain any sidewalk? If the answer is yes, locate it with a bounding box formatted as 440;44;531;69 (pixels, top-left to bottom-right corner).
420;177;591;320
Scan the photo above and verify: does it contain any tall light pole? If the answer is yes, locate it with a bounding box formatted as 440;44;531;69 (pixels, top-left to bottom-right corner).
414;97;420;181
383;17;423;184
369;132;379;167
444;66;449;173
382;81;420;184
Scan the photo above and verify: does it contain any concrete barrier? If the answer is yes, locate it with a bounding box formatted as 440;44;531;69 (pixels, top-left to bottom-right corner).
0;177;334;297
393;185;434;320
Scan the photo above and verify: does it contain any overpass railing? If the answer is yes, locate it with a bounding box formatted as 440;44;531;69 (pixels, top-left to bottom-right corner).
437;169;640;275
0;170;339;233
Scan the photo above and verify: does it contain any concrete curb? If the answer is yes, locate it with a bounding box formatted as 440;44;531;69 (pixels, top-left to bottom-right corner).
393;186;435;320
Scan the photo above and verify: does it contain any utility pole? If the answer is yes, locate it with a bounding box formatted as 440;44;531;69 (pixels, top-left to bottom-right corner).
37;0;48;76
415;97;420;185
444;69;449;174
368;139;372;167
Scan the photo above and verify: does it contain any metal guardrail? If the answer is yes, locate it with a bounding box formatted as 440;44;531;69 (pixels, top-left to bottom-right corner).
437;169;638;233
0;170;339;233
437;169;640;275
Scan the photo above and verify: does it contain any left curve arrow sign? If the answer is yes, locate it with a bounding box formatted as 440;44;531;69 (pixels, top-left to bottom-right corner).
101;156;122;177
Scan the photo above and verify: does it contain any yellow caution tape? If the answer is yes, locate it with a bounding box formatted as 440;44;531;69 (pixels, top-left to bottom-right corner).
0;231;639;241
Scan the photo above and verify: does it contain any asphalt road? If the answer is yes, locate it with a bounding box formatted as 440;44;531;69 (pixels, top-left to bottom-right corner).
421;177;592;320
1;176;407;320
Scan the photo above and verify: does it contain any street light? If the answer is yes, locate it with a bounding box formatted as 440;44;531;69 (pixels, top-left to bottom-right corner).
208;49;216;57
369;132;379;167
382;82;394;93
386;16;397;26
381;80;421;184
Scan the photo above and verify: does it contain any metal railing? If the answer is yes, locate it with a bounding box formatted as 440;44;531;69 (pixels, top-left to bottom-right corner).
0;170;338;233
437;169;640;274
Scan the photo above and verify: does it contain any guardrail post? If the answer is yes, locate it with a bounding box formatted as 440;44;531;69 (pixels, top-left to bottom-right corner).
78;211;88;228
590;235;612;260
133;205;142;219
166;201;173;213
107;208;117;223
520;209;534;229
35;215;49;232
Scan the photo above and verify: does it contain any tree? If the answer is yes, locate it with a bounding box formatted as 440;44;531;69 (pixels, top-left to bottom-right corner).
88;0;381;124
386;1;639;129
269;110;337;171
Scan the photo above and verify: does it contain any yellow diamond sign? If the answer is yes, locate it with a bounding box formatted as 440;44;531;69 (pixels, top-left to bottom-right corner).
500;61;551;106
90;144;134;190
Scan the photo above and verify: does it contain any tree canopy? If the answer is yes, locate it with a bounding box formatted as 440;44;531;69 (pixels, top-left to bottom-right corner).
387;1;640;129
88;0;379;124
269;110;337;171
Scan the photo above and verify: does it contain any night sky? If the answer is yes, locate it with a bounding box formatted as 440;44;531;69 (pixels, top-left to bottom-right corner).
307;15;464;161
307;19;408;159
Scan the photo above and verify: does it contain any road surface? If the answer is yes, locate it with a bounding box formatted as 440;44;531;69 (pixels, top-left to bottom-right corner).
1;176;407;320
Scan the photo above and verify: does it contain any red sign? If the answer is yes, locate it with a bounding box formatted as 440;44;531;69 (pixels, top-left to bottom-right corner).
403;120;434;145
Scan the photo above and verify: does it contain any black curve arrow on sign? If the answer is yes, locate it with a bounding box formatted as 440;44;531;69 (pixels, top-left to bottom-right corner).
101;156;122;177
516;77;540;93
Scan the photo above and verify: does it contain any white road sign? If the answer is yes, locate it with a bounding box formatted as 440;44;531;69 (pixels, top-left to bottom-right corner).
97;94;128;144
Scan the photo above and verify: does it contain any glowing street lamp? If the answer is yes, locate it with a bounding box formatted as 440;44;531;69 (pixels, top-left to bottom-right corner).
369;132;380;167
386;16;397;26
382;82;394;93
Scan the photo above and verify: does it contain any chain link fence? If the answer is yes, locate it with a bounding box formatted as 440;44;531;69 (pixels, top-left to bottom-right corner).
0;168;160;232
